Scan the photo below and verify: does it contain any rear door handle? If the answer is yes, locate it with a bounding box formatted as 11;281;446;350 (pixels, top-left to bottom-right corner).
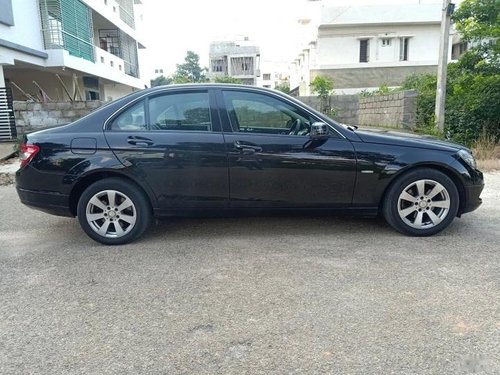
127;136;154;147
234;141;262;154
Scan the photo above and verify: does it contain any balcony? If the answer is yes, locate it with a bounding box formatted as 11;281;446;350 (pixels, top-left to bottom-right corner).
45;47;143;89
97;27;139;78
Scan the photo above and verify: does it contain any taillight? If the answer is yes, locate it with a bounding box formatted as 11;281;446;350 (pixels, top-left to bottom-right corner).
19;143;40;168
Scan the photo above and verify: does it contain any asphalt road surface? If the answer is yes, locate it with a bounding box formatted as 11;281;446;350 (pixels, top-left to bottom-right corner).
1;173;499;374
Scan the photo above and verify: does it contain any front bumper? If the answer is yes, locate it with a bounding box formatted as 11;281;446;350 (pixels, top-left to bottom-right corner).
461;182;484;214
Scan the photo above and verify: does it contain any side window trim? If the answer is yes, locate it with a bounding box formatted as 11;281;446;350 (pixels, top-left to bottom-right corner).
144;96;151;130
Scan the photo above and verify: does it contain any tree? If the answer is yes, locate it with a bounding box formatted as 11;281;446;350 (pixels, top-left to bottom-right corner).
274;83;291;94
173;51;206;83
402;0;500;146
453;0;500;42
310;76;334;114
452;0;499;72
150;75;172;87
213;76;242;84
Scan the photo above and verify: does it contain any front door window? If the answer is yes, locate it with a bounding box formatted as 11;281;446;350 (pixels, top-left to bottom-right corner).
222;91;314;136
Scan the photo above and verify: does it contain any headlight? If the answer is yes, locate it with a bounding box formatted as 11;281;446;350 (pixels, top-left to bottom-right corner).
457;149;476;169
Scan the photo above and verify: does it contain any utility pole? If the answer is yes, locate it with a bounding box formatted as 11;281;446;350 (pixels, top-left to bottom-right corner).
435;0;454;132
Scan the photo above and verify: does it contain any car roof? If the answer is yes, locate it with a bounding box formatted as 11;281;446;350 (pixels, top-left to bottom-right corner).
143;83;278;94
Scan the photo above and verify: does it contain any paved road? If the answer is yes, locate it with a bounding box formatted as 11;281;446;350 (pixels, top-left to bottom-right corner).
1;174;499;374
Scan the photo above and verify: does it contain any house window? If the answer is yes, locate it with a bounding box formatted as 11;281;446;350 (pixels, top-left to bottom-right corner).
155;69;159;74
212;59;226;73
452;42;468;60
359;39;369;63
99;29;121;57
159;69;163;74
381;38;391;47
85;89;100;100
263;73;271;80
400;37;410;61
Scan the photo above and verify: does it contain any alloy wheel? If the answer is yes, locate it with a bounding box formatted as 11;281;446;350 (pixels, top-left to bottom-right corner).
397;179;451;229
85;190;137;238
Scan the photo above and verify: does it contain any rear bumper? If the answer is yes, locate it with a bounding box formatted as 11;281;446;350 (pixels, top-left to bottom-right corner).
16;187;73;217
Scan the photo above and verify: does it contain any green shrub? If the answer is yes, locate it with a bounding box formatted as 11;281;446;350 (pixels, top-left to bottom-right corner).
446;69;500;145
401;60;500;146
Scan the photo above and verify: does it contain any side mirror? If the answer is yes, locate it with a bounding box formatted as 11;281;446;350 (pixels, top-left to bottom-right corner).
310;122;329;140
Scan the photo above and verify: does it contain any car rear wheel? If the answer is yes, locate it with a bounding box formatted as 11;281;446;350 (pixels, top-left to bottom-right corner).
77;178;152;245
383;168;459;236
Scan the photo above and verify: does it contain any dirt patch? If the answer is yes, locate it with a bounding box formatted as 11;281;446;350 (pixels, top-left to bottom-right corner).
0;173;15;186
0;159;19;186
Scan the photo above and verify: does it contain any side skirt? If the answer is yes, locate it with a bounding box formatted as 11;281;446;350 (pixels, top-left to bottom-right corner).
153;207;379;218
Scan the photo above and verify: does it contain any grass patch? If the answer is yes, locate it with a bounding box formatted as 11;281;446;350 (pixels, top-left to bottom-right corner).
471;131;500;171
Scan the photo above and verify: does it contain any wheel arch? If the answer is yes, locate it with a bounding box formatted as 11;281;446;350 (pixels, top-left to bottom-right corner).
379;163;466;216
69;170;157;216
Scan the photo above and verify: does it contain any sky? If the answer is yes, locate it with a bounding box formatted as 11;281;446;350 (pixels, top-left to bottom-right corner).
139;0;445;78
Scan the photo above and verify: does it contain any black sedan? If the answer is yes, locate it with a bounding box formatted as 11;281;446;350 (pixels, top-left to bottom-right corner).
16;84;484;245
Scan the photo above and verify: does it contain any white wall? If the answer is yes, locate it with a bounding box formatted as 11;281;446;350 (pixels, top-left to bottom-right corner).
0;0;45;53
102;82;136;102
316;24;446;68
45;49;144;89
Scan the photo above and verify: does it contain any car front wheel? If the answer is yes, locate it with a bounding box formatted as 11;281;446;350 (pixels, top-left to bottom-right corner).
77;178;152;245
383;168;460;236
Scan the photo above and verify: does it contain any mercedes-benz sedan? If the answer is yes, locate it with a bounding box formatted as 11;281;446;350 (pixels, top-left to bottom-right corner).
16;84;484;245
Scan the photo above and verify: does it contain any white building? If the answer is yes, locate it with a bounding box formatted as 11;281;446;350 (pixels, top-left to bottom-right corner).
0;0;146;102
257;60;290;89
290;4;451;95
208;39;260;86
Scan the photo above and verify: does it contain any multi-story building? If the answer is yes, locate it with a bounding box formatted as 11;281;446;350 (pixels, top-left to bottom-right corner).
208;39;260;86
0;0;146;102
290;4;450;95
257;60;289;89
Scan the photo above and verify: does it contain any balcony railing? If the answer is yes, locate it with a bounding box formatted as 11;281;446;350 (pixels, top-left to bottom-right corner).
39;0;95;62
117;0;135;29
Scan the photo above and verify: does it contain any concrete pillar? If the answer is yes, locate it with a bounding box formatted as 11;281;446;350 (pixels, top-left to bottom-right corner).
0;65;5;88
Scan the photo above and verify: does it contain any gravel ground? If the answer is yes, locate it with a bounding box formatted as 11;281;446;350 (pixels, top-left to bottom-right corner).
0;173;499;375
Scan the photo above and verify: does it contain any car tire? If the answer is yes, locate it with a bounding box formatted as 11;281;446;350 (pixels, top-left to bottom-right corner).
382;168;459;236
77;178;152;245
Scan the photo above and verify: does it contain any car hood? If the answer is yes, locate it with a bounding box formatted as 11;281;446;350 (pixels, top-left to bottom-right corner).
354;129;467;152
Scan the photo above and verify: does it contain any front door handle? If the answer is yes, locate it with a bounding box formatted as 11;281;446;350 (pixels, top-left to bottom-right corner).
127;136;154;147
234;141;262;154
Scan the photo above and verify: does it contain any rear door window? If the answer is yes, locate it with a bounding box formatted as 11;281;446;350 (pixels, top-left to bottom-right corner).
110;100;146;131
148;92;211;132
